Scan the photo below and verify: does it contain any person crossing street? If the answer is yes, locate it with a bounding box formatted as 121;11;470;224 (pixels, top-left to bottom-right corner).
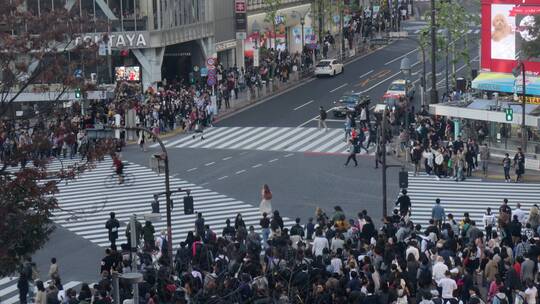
318;106;328;131
105;212;120;250
344;138;359;167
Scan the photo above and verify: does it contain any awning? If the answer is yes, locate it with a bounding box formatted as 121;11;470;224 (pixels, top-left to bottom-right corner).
472;72;540;96
429;99;540;128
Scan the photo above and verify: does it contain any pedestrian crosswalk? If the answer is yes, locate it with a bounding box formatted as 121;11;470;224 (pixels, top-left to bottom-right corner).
151;127;375;155
404;27;480;35
407;173;540;230
0;277;82;304
47;158;294;248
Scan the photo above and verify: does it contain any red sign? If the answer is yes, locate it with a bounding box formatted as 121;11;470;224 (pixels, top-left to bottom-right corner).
481;0;540;74
235;0;246;13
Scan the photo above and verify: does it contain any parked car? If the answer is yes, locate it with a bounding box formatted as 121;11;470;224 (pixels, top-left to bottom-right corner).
332;92;370;117
385;79;415;100
315;59;344;77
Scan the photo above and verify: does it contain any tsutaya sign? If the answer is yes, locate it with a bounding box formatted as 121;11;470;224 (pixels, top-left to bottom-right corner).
75;32;150;49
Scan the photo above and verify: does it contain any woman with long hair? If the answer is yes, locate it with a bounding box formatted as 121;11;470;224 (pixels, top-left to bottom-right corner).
259;184;272;215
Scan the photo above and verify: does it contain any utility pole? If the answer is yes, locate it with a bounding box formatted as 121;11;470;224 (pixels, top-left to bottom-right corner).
522;62;527;152
513;61;528;152
430;0;438;103
87;126;174;266
445;30;450;95
380;109;387;218
340;0;345;60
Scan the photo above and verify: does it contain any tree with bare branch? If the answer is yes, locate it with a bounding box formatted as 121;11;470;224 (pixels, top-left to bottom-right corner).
0;0;115;276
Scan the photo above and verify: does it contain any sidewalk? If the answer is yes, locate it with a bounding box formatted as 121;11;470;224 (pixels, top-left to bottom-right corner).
390;149;540;183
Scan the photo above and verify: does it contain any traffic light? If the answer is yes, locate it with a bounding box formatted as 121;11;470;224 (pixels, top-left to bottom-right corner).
75;88;81;99
399;171;408;189
505;108;513;122
183;195;194;215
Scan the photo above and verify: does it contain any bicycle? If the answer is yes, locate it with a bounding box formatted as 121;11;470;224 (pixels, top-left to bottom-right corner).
104;171;135;188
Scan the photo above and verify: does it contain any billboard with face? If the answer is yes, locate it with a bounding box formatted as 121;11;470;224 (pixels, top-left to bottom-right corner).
481;0;540;73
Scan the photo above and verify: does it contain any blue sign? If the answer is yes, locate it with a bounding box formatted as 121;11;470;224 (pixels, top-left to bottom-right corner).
200;67;208;77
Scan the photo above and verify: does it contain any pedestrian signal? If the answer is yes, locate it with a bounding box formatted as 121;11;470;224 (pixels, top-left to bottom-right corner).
399;171;408;188
505;108;513;122
183;196;194;215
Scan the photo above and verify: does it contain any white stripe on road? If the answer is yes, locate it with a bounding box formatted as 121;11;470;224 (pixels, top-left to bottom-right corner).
293;99;315;111
361;71;402;94
385;48;418;65
329;83;348;93
359;70;374;78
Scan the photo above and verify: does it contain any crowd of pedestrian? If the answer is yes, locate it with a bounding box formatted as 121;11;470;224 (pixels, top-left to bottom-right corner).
403;113;526;182
16;181;540;304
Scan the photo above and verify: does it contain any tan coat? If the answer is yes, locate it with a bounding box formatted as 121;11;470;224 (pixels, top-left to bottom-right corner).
484;258;499;282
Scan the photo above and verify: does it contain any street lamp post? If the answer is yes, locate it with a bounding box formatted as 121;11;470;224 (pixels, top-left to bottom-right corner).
400;57;412;127
513;61;528;152
430;0;438;104
301;17;305;49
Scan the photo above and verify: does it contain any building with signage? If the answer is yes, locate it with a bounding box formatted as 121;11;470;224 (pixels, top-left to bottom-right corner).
430;0;540;155
242;0;313;67
15;0;215;92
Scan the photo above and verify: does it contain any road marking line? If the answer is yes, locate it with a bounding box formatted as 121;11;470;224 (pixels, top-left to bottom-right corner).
297;107;335;128
235;170;246;174
222;156;232;160
384;48;418;65
217;176;228;180
293;99;315;111
284;153;294;158
205;162;215;166
240;151;249;155
329;83;348;92
359;69;374;78
268;158;279;163
252;164;263;168
360;71;402;94
187;167;198;172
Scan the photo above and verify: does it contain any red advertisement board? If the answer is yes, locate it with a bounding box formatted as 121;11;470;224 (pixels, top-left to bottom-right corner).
481;0;540;73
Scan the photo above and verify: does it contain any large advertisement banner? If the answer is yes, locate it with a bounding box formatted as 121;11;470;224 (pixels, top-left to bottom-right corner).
481;0;540;74
491;4;515;60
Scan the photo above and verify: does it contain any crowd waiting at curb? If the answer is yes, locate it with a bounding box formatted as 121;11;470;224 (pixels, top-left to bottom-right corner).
16;190;540;304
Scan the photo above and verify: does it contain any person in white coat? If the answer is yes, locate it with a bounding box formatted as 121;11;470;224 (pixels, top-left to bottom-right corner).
259;184;273;215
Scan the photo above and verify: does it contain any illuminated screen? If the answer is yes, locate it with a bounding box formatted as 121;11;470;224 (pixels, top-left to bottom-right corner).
481;0;540;73
115;66;140;81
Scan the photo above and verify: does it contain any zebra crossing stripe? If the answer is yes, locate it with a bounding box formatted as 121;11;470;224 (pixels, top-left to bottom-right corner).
236;127;284;150
227;127;280;150
407;174;540;231
0;280;81;304
270;128;314;151
257;128;300;150
214;127;264;149
179;127;242;148
258;127;307;151
52;159;293;247
150;127;356;155
298;129;342;152
286;128;330;151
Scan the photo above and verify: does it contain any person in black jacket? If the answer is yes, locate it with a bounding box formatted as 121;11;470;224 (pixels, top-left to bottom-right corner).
395;189;411;217
105;212;120;250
